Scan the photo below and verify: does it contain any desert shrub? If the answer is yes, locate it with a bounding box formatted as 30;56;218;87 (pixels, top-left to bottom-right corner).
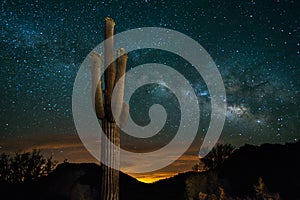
0;149;57;184
185;171;220;200
201;144;235;170
254;177;280;200
192;163;201;172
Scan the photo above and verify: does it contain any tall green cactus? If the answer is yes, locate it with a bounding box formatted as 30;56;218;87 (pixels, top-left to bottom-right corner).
90;17;129;200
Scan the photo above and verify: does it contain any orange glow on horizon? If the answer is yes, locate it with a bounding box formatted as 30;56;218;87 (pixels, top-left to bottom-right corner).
130;172;176;183
1;135;200;184
135;176;169;183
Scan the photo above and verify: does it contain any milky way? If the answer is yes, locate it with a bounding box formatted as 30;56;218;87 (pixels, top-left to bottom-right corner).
1;0;299;148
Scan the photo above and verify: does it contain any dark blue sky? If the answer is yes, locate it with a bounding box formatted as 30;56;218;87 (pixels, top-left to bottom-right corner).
1;0;299;148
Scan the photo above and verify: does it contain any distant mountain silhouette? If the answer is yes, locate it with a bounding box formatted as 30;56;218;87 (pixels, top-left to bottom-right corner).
1;141;299;199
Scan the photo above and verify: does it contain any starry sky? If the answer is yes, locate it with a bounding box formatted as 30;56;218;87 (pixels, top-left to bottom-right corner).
1;0;299;182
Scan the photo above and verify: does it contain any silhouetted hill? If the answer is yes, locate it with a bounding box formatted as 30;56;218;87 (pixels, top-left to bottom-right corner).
219;141;300;199
1;141;300;199
0;162;193;200
0;162;148;200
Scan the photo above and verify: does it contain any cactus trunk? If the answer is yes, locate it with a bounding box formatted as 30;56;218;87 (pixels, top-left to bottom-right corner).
90;17;129;200
101;120;120;200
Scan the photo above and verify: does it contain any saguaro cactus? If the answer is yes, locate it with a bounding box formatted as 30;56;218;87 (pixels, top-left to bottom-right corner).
90;17;129;200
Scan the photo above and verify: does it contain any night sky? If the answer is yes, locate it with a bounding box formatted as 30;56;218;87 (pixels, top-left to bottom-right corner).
1;0;299;182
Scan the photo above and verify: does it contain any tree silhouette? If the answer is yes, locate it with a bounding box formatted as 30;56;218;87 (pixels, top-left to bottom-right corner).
201;144;235;170
0;149;57;184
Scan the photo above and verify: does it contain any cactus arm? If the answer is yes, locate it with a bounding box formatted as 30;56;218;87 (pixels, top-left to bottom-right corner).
90;51;105;119
112;48;128;120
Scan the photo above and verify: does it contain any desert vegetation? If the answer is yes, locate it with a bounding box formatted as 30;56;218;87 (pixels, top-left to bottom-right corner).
193;143;235;172
187;143;285;200
186;176;280;200
0;149;56;184
1;141;299;199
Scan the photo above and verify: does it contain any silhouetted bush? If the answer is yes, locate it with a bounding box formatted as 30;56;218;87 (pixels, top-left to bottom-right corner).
192;163;201;172
254;177;280;200
185;171;220;200
201;144;235;170
186;175;280;200
0;149;57;184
